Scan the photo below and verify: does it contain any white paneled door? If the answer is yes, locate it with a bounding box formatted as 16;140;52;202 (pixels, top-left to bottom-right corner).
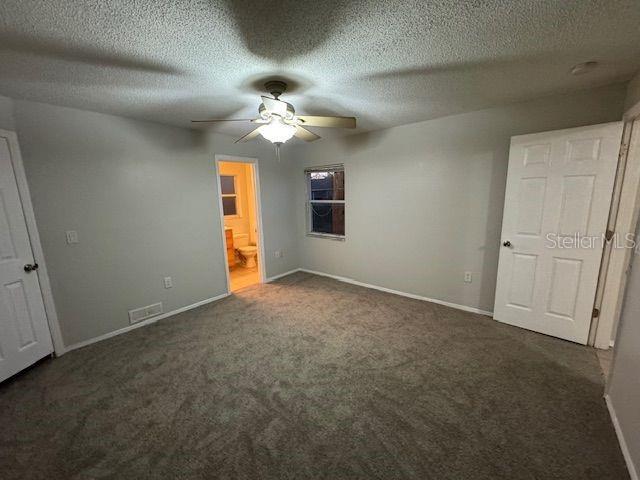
494;122;623;344
0;134;53;382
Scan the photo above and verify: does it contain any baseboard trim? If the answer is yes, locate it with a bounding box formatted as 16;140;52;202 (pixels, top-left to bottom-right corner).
63;292;230;354
62;269;493;353
298;268;493;317
605;394;639;480
265;268;302;283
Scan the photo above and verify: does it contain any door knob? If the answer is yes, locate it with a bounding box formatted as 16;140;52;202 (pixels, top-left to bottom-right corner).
24;263;39;272
502;241;512;247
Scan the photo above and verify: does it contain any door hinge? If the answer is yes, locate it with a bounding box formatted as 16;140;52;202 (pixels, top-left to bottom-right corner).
605;229;615;242
592;307;600;318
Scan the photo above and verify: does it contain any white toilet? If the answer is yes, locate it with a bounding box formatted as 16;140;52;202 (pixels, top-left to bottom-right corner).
233;233;258;268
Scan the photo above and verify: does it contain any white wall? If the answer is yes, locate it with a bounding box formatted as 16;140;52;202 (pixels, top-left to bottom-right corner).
625;71;640;115
0;96;15;131
290;84;627;312
1;97;298;347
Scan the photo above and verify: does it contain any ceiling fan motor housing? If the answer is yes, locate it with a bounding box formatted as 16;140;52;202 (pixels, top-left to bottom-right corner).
259;81;295;120
258;101;295;120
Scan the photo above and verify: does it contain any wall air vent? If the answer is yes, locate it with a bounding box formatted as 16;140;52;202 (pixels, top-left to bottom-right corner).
128;302;163;325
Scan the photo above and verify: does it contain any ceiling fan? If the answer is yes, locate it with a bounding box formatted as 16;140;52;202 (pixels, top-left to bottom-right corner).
192;81;356;145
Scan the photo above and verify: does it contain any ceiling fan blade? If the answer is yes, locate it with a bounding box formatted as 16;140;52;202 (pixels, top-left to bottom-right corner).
294;126;321;142
261;96;288;116
235;127;262;143
297;115;356;129
191;119;255;123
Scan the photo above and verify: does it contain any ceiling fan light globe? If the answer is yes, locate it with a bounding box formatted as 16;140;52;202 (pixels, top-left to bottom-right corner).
259;117;296;144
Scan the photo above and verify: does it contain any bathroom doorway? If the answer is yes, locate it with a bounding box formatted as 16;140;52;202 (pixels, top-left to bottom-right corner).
214;155;266;292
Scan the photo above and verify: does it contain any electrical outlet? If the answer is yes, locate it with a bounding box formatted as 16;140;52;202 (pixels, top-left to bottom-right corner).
274;250;283;258
65;230;78;244
464;271;472;283
163;276;173;289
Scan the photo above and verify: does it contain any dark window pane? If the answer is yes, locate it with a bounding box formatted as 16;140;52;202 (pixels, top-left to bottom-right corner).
222;197;237;216
310;203;345;235
310;171;344;200
220;175;235;195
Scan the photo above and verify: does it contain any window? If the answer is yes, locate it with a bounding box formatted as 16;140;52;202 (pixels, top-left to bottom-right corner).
306;165;345;239
220;175;239;216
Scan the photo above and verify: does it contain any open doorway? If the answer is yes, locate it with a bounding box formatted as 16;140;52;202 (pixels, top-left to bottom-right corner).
215;155;266;292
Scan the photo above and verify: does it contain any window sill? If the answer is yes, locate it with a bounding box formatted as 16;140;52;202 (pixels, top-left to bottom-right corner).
306;233;346;241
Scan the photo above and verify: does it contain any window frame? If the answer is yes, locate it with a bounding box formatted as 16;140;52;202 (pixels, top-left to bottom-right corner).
220;174;241;218
305;165;346;241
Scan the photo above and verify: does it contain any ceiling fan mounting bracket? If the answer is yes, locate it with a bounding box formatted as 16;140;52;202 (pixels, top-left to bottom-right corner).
264;80;287;99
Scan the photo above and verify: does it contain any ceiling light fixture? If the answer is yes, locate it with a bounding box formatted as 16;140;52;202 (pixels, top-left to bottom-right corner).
570;61;598;75
258;116;297;144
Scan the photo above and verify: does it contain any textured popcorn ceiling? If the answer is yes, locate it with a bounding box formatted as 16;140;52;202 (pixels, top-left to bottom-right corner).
0;0;639;138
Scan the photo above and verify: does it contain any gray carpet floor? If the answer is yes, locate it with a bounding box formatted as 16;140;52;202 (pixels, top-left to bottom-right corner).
0;272;630;479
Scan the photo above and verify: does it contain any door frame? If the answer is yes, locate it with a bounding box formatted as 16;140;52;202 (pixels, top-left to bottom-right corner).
0;129;65;356
591;108;640;348
214;154;267;293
